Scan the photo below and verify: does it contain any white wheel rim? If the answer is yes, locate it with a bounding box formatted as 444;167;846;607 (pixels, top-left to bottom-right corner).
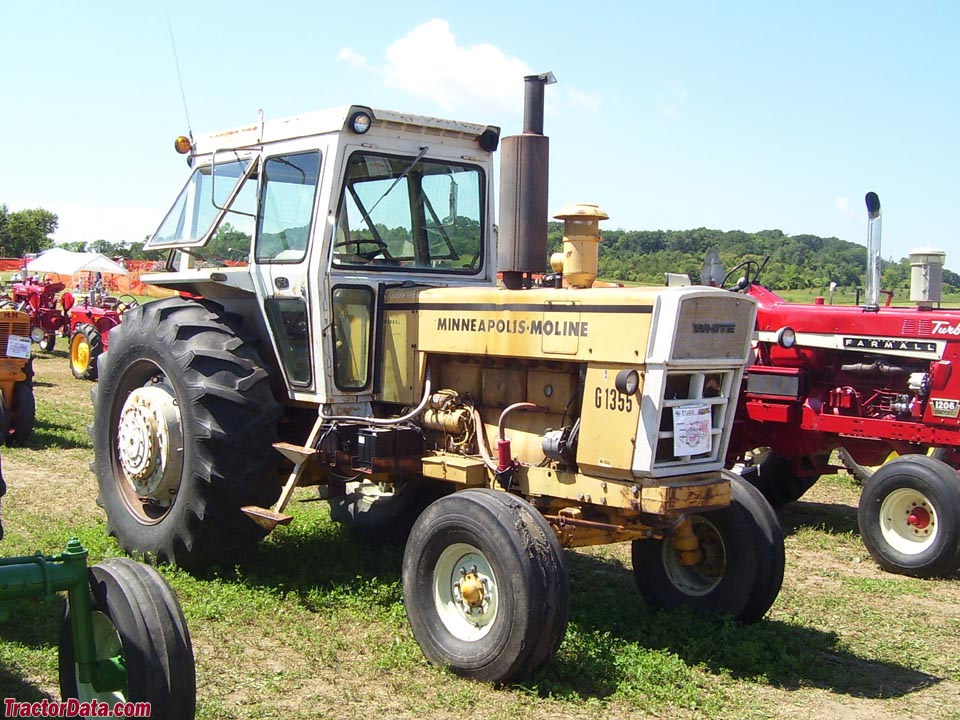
879;487;939;555
116;384;183;504
662;516;726;597
432;542;498;642
74;611;126;713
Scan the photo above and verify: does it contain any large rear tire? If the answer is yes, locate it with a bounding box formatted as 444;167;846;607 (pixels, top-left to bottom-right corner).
70;324;103;381
857;455;960;577
632;474;784;623
840;446;950;486
402;489;570;682
738;448;824;509
92;297;283;569
58;558;196;719
329;478;453;542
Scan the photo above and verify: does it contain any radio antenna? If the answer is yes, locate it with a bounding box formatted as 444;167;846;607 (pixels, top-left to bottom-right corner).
167;16;194;142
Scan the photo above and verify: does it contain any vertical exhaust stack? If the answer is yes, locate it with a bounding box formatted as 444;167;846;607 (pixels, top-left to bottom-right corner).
864;191;882;312
499;72;556;290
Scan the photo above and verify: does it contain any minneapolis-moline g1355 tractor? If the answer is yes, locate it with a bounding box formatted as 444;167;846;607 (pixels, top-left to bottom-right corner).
92;74;783;681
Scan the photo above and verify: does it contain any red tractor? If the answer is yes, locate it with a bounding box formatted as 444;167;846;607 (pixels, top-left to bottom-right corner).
726;192;960;578
4;275;71;352
66;284;139;380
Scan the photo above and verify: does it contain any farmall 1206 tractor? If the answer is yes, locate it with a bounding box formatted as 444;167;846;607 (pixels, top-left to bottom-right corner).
92;74;784;682
726;192;960;578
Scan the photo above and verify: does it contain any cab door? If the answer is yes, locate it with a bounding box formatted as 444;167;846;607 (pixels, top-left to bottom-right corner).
251;150;323;393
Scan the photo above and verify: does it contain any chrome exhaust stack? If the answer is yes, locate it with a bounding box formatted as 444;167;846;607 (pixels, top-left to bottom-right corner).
864;191;882;311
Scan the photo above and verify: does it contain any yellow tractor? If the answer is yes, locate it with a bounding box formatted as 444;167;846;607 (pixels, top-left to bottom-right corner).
0;307;36;445
91;74;782;682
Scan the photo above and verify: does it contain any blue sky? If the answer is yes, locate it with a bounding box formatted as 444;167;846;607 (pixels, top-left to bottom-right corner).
1;1;957;267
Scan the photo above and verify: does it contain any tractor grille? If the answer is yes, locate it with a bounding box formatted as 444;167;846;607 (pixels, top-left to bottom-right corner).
672;294;753;361
0;314;31;358
650;367;739;472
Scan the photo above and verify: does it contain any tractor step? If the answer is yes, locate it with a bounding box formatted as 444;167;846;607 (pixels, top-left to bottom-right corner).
273;441;318;466
241;505;293;531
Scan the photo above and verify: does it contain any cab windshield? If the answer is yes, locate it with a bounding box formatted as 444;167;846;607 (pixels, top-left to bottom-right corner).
149;156;256;268
333;151;484;274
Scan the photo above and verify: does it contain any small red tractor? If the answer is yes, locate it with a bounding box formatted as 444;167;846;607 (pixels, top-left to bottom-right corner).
726;192;960;578
4;275;70;352
66;281;139;381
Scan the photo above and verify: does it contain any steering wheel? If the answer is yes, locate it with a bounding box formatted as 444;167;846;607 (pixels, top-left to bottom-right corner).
721;260;761;291
116;294;140;312
334;238;399;264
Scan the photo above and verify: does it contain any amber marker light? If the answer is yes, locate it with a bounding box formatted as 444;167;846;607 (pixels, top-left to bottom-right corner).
174;135;193;154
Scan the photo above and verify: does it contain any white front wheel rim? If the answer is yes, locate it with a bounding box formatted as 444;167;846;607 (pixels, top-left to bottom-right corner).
433;543;498;642
879;488;938;555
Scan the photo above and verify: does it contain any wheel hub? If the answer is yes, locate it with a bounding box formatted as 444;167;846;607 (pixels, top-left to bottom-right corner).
116;385;183;503
455;568;486;609
74;339;89;369
434;544;498;641
907;507;931;529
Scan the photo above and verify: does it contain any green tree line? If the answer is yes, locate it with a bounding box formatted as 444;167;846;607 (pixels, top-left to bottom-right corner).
4;202;958;294
547;223;960;294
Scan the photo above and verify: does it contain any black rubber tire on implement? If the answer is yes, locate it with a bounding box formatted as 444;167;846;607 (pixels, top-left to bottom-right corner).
9;380;35;446
840;446;950;486
58;557;196;719
632;474;785;623
70;323;103;381
328;478;453;543
857;455;960;577
402;489;570;682
738;449;823;509
41;333;57;352
92;297;283;570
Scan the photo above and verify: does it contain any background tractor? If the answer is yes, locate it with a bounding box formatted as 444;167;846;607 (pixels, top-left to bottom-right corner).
0;307;36;445
91;73;784;682
4;275;69;352
725;193;960;578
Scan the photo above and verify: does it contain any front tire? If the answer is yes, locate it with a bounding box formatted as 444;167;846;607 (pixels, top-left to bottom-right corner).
9;381;35;446
402;489;570;682
58;558;196;719
632;474;784;623
70;324;103;381
92;297;283;569
857;455;960;577
42;332;57;352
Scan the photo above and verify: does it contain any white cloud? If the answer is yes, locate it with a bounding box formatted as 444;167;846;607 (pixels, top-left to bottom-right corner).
378;19;532;113
834;196;856;220
566;87;601;113
337;48;368;71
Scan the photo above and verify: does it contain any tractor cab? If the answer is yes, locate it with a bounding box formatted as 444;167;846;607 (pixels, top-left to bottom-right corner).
142;106;500;407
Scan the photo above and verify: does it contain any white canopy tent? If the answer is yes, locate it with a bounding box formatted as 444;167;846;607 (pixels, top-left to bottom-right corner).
26;248;128;276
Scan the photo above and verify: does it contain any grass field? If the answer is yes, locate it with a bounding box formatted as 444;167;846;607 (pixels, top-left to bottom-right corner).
1;344;958;720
